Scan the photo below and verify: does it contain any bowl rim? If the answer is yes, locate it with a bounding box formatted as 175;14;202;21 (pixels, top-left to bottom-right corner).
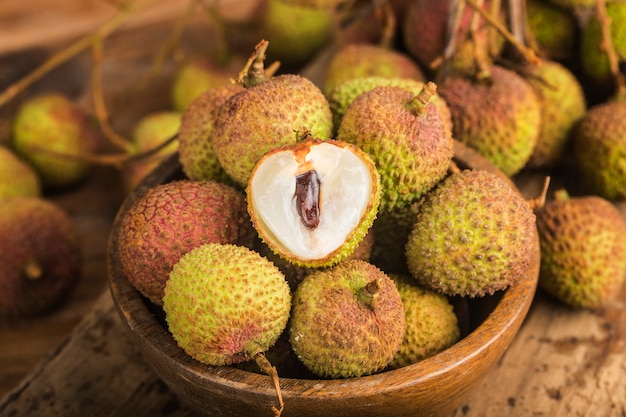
107;140;540;401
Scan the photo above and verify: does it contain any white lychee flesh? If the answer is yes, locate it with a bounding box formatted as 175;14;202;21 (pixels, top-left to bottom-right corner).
248;138;379;266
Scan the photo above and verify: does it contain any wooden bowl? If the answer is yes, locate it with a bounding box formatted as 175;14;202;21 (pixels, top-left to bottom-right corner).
107;141;540;417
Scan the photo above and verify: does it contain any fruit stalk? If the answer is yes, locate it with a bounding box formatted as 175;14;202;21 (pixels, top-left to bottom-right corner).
251;348;284;417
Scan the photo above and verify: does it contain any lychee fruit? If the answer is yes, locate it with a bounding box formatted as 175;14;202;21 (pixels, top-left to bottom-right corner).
322;42;426;96
405;169;537;297
535;189;626;309
177;83;244;183
437;65;542;177
0;146;41;199
289;259;406;378
121;111;182;192
0;197;81;317
387;273;460;369
572;98;626;200
337;82;453;212
11;93;101;189
163;242;291;415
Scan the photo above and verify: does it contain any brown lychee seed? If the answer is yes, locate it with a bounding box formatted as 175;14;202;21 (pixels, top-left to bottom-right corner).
0;197;81;317
246;135;381;268
117;179;254;305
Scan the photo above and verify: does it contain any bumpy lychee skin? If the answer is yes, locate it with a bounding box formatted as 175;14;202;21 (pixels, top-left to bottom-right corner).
323;43;425;96
178;84;244;183
438;66;541;177
247;137;381;268
328;76;453;136
572;99;626;200
0;146;41;199
526;0;579;62
536;190;626;309
0;197;81;317
212;73;333;186
163;243;291;366
387;274;460;369
117;180;254;305
524;60;586;168
405;170;536;297
260;0;334;66
289;260;406;378
337;83;453;212
11;93;101;189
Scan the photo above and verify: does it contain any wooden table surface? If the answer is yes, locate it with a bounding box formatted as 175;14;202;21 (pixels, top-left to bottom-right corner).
1;2;625;417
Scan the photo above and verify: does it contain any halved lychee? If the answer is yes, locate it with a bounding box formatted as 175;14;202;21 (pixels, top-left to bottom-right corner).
246;135;380;268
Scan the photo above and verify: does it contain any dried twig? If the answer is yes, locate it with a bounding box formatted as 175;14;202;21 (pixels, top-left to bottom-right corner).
465;0;540;65
90;39;134;152
0;0;159;108
595;0;626;95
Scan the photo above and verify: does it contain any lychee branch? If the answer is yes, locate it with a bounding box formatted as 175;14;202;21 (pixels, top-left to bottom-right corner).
595;0;626;97
0;0;159;108
252;351;285;417
91;38;135;153
465;0;540;65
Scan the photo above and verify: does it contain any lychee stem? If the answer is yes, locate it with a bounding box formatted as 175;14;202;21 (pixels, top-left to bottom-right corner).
595;0;626;98
406;82;437;116
358;278;382;309
528;176;551;211
0;0;158;108
22;259;43;281
237;39;270;88
252;351;284;417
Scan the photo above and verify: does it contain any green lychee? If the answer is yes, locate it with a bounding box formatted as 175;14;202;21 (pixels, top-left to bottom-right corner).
122;111;182;192
323;43;426;96
247;135;380;268
337;82;453;212
11;93;101;189
536;189;626;308
437;65;542;176
572;98;626;200
170;56;244;112
0;146;41;199
260;0;335;67
163;243;291;366
177;83;245;183
117;179;254;305
387;273;460;369
405;169;537;297
579;1;626;92
0;197;81;317
163;242;291;414
289;259;406;378
524;60;586;168
526;0;579;62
